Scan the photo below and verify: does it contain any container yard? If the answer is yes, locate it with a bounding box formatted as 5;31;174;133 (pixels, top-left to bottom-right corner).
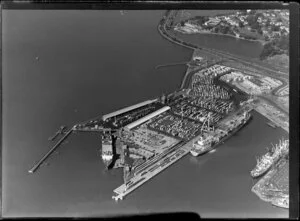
148;113;202;140
126;124;180;154
190;73;232;99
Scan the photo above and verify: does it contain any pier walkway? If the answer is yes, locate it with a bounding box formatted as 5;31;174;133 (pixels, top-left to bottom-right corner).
28;128;73;173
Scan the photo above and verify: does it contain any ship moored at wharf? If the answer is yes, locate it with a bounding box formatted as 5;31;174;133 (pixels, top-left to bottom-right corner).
190;111;251;157
250;139;289;178
101;134;114;169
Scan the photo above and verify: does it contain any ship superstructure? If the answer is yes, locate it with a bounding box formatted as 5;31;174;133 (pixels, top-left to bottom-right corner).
190;111;251;157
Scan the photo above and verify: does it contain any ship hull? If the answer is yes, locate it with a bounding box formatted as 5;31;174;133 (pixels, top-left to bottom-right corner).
191;114;252;156
103;159;114;169
250;165;272;178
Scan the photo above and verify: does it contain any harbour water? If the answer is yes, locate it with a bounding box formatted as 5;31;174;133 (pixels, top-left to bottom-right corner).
174;32;264;59
2;10;288;218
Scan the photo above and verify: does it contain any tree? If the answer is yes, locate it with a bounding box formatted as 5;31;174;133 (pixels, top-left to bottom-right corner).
250;22;260;30
264;35;270;41
271;25;280;32
223;26;230;34
239;21;244;28
257;27;263;35
247;15;255;23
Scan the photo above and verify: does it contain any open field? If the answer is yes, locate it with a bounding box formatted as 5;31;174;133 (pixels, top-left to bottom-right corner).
254;100;289;133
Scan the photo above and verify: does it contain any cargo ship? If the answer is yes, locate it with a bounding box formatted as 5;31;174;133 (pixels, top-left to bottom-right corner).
250;139;289;178
251;153;275;178
101;134;114;168
190;111;251;157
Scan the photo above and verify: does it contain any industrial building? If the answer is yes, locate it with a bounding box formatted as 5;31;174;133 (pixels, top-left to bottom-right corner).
125;106;171;130
102;99;158;121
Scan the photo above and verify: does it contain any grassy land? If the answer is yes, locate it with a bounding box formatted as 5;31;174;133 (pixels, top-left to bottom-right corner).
264;54;289;72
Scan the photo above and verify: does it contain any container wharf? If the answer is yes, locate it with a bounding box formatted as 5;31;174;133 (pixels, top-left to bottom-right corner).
28;128;73;173
112;130;206;201
28;54;254;201
192;113;252;157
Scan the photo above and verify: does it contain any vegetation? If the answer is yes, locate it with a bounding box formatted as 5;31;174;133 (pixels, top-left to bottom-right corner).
259;34;289;60
212;22;235;35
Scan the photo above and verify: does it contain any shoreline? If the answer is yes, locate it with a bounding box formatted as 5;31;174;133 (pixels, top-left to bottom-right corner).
175;27;267;45
158;11;288;77
251;158;289;209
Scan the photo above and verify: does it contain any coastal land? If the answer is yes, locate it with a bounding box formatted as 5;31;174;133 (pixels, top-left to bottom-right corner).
252;152;289;209
159;10;289;209
4;9;290;218
160;10;289;120
27;9;289;208
160;10;289;74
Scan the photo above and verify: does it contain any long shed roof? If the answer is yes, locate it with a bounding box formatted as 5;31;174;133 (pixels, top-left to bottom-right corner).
125;106;170;130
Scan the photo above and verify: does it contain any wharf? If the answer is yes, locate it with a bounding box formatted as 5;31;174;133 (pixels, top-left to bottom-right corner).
251;159;289;209
29;128;73;173
254;103;289;133
112;132;205;200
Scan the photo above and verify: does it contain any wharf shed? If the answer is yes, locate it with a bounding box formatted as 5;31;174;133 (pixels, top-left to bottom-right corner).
125;106;171;130
102;99;158;121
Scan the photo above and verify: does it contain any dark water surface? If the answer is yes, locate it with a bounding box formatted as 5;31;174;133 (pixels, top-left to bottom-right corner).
2;10;288;218
174;32;264;59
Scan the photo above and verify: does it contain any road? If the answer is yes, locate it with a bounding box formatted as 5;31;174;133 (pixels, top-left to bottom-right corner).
159;10;289;121
158;10;289;80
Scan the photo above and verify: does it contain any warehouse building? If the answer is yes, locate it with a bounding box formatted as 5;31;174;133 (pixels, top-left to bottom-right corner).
102;99;158;122
125;106;171;130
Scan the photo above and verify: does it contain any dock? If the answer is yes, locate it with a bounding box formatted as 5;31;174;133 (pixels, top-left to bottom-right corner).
28;128;73;173
112;133;202;201
48;126;67;141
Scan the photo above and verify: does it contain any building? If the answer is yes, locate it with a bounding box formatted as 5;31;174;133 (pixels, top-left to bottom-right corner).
124;106;171;130
193;56;203;62
102;99;158;121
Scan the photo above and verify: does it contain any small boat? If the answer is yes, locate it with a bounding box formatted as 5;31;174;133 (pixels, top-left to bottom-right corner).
267;121;277;128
